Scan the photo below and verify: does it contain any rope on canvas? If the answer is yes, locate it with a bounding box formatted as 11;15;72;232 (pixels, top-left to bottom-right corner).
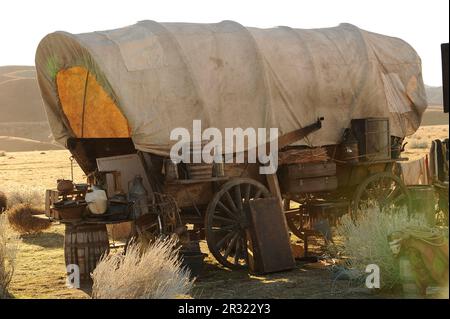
81;70;90;138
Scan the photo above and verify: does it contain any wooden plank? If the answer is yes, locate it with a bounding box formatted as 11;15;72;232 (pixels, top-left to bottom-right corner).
245;197;295;274
164;176;229;185
45;189;59;217
276;118;323;150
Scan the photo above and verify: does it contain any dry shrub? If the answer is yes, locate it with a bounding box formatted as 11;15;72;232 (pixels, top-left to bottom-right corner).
332;207;429;290
7;204;51;235
0;151;5;157
408;139;429;149
0;191;6;213
0;214;20;298
92;236;194;299
6;188;44;209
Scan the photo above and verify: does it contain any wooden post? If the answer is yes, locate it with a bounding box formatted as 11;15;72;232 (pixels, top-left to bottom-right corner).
265;173;283;210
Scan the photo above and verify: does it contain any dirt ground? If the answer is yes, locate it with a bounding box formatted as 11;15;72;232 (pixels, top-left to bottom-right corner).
8;222;380;299
0;124;448;299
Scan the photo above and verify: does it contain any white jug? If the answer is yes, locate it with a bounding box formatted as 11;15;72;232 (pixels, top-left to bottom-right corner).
85;187;108;215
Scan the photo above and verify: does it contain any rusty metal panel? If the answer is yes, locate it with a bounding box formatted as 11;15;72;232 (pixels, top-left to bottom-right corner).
245;197;295;274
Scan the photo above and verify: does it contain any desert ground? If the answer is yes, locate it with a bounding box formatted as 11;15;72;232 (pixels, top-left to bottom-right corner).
0;119;447;299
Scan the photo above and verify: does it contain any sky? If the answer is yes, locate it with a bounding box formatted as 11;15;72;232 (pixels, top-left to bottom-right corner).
0;0;448;86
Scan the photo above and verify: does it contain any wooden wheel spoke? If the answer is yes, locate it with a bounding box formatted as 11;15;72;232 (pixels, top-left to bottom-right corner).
384;187;401;205
215;230;236;251
234;185;243;211
217;201;238;220
224;191;239;213
372;186;387;203
223;232;239;260
212;214;236;224
212;224;235;232
234;236;241;265
243;184;251;203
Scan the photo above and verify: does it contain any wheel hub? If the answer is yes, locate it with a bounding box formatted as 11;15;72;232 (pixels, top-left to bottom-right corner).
237;214;249;229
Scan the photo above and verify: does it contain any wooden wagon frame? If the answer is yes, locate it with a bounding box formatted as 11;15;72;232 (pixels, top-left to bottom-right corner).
45;116;414;271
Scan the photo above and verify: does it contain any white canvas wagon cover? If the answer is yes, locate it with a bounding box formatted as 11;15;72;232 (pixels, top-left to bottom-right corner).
35;20;427;156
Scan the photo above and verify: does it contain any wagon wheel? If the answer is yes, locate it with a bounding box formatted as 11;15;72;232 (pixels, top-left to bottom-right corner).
205;178;270;269
351;172;411;219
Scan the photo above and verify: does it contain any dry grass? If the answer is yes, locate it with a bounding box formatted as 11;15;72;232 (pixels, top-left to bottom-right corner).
6;188;45;209
8;224;88;299
407;139;429;149
0;191;6;213
0;214;20;298
92;237;194;299
331;207;429;290
0;150;85;192
7;223;388;299
7;204;51;235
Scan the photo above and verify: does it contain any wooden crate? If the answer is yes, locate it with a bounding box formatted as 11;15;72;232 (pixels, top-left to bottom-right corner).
45;189;86;220
351;118;390;161
45;189;60;219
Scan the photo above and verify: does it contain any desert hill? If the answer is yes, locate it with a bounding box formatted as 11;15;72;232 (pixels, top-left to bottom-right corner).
425;85;444;106
0;136;62;152
0;66;47;122
0;66;58;151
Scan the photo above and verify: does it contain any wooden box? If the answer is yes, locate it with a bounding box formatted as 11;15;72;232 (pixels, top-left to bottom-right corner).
280;161;336;179
351;118;391;161
283;176;338;193
245;197;295;274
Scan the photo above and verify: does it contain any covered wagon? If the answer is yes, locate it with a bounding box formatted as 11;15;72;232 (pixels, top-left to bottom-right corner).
36;20;427;273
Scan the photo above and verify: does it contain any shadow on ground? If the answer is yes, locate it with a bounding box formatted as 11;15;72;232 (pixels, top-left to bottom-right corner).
20;231;64;249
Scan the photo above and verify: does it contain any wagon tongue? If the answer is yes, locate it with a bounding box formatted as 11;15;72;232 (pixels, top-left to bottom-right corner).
276;117;324;150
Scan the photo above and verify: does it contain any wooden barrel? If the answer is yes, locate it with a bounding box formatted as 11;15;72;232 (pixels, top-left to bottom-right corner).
64;224;110;282
399;255;422;298
408;185;436;226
